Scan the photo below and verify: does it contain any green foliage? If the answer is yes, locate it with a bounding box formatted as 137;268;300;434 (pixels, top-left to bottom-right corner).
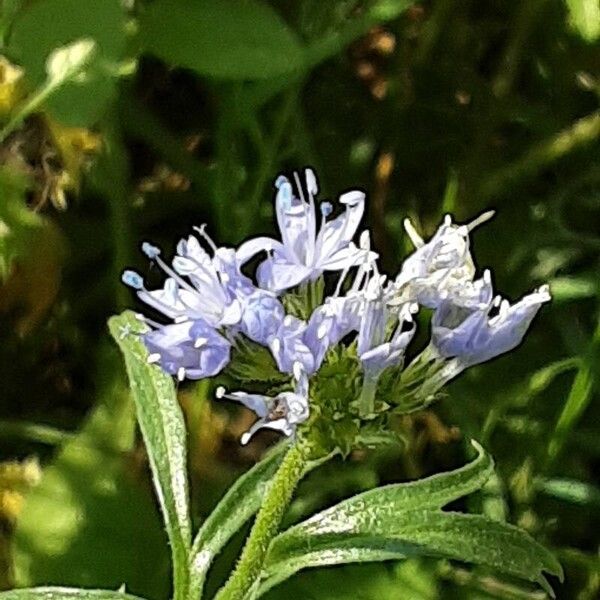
0;589;146;600
108;312;191;600
11;378;168;599
139;0;304;80
309;347;362;456
6;0;126;125
565;0;600;42
224;337;289;389
260;443;562;597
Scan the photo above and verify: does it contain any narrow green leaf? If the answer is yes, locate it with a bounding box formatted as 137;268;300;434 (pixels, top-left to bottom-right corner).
266;513;561;596
139;0;304;80
0;588;146;600
538;477;600;507
108;311;191;598
285;440;492;531
260;443;561;597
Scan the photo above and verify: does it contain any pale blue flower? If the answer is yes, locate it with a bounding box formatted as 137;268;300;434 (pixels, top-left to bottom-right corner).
123;229;244;328
269;315;315;375
431;272;551;367
216;362;309;444
239;289;285;346
236;168;369;293
144;319;231;381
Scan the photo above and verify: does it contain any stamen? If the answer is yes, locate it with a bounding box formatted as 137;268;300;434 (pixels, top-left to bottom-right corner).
177;367;186;382
403;218;424;248
274;174;288;189
305;168;318;197
215;386;226;399
147;353;161;364
193;224;219;254
122;270;144;290
151;253;198;295
320;201;333;218
142;242;161;259
293;171;306;205
467;210;495;232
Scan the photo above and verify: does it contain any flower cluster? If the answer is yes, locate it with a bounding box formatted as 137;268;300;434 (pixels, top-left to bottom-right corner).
123;168;550;445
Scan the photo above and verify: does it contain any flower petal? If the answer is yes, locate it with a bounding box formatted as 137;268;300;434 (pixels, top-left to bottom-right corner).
236;236;283;265
315;190;365;260
256;256;313;292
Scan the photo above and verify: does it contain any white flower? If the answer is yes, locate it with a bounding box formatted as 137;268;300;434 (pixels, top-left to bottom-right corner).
390;211;494;308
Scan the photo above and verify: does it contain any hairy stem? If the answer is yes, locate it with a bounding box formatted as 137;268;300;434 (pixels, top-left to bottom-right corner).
213;442;308;600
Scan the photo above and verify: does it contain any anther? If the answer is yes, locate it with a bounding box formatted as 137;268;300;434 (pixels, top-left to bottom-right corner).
142;242;161;259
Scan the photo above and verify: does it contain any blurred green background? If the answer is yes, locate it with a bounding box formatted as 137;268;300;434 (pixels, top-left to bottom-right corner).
0;0;599;598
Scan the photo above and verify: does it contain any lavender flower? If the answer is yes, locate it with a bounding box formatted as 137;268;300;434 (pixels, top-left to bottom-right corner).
431;272;551;368
144;319;231;381
236;169;369;293
216;362;309;444
121;166;550;446
123;228;244;328
269;315;315;375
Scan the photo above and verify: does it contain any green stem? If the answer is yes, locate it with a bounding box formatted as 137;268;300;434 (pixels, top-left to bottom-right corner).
0;79;60;143
213;442;308;600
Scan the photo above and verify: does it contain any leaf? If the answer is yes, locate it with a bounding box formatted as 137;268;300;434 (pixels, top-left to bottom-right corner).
549;275;598;302
259;442;562;597
565;0;600;42
138;0;304;80
7;0;126;126
538;477;600;507
261;560;438;600
0;588;146;600
108;311;191;597
188;443;335;597
11;378;169;599
292;440;493;518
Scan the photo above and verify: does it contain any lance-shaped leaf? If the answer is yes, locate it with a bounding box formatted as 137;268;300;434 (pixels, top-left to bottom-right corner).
0;589;146;600
139;0;304;80
188;443;336;597
259;442;562;597
108;311;191;597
